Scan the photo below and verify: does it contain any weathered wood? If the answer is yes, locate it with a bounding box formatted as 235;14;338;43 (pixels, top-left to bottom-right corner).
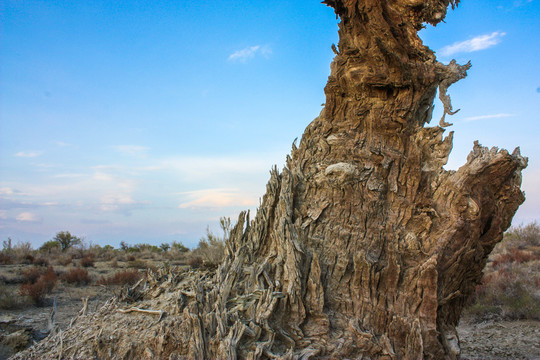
13;1;526;359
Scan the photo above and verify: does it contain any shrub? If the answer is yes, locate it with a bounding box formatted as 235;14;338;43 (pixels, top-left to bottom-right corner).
466;223;540;322
189;218;230;269
32;257;49;267
187;256;203;269
171;241;189;253
100;245;116;260
19;266;57;305
505;222;540;248
110;258;118;268
39;240;60;254
61;268;91;285
22;267;43;284
97;270;141;286
0;283;24;310
492;248;538;268
40;267;57;292
160;243;170;252
55;255;73;266
12;241;33;262
19;281;48;305
80;255;95;268
21;254;35;265
126;255;136;262
0;252;13;265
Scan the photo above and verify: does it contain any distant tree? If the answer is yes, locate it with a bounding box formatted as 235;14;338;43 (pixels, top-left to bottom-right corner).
2;237;12;252
103;245;114;252
160;243;170;252
53;231;81;252
171;241;189;253
39;240;60;254
120;241;129;251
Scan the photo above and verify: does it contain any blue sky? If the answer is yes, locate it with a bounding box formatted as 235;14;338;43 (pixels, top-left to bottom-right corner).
1;1;539;248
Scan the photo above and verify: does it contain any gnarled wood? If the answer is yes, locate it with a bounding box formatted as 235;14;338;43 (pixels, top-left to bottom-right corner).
13;1;526;359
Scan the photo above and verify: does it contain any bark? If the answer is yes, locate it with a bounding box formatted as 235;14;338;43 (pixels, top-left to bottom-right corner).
14;1;526;359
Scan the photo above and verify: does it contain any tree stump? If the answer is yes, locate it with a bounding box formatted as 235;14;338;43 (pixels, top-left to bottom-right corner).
208;1;526;358
14;1;526;359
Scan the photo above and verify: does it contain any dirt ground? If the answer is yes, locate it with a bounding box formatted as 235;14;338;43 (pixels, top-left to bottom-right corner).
0;283;114;359
0;260;133;359
2;261;540;359
458;316;540;360
3;302;540;359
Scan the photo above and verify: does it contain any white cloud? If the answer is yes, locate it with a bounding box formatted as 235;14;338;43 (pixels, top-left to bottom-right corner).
179;188;257;209
54;141;73;147
0;187;15;195
111;145;149;157
53;173;85;178
100;193;136;212
462;113;515;122
14;151;43;158
16;212;41;222
41;202;58;206
93;172;115;181
439;32;506;56
228;45;272;62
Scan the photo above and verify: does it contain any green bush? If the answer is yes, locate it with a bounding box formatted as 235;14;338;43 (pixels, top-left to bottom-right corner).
52;231;81;252
39;240;60;254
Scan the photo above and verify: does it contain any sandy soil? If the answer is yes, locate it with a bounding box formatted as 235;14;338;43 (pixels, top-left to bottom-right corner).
458;317;540;360
2;261;539;359
0;284;113;360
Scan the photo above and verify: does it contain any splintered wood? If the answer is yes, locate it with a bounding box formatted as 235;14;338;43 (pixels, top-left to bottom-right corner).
13;1;526;359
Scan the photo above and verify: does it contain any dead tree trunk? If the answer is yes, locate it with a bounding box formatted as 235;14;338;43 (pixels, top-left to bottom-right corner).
14;1;526;359
208;1;527;358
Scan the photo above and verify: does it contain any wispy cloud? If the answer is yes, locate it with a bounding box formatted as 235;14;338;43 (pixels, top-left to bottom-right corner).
0;187;16;195
510;0;534;8
439;32;506;56
38;202;58;207
155;154;277;180
14;151;43;158
53;173;86;179
462;113;515;122
111;145;149;157
228;45;272;63
80;218;111;225
16;212;41;222
100;193;136;212
54;141;73;147
178;188;257;209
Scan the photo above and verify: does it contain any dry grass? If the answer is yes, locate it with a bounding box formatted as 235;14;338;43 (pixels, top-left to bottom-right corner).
96;270;142;286
61;268;92;285
0;283;26;309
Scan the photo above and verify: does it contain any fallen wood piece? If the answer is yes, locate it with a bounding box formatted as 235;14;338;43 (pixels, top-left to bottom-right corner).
117;307;166;322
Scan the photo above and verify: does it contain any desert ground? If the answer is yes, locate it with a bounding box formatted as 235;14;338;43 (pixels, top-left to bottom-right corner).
1;224;539;359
